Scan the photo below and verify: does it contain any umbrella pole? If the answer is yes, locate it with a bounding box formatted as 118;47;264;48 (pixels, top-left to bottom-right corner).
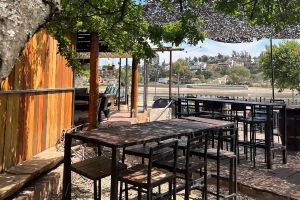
271;38;275;100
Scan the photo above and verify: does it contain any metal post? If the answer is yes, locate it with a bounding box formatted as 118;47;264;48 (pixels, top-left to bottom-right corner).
118;58;121;111
155;70;157;99
271;38;275;100
169;50;172;101
177;72;180;97
125;58;128;105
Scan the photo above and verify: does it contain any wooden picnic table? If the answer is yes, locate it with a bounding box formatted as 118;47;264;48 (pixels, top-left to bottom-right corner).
179;97;287;169
62;117;235;200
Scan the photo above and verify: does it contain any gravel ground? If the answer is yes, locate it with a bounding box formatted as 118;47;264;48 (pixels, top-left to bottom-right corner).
50;146;256;200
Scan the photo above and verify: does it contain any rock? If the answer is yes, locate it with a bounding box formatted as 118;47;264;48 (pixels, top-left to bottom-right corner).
0;0;60;80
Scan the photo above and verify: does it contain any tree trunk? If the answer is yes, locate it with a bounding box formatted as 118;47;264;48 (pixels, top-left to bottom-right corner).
0;0;60;80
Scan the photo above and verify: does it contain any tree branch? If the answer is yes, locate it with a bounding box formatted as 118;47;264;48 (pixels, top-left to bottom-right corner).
110;0;130;29
250;0;258;20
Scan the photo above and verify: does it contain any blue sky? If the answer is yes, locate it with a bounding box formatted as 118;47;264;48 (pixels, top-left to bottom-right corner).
98;38;293;67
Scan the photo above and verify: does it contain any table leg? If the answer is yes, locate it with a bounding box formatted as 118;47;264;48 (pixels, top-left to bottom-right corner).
282;105;287;164
62;136;72;200
111;147;120;200
266;106;272;169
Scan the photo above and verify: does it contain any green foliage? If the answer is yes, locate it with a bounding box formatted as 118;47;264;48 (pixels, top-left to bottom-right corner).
259;40;300;93
174;58;188;73
46;0;207;73
227;66;250;84
210;0;300;31
202;71;213;79
199;74;205;82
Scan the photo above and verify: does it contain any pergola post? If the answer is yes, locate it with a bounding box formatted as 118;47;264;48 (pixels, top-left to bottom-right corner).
88;32;99;130
131;58;138;117
169;50;172;101
125;58;129;104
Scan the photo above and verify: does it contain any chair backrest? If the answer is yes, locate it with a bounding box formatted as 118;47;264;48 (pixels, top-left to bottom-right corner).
217;128;237;152
75;88;88;94
186;132;208;170
148;141;178;185
104;86;111;94
99;95;108;111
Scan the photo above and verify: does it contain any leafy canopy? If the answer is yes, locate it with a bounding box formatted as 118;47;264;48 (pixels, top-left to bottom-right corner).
259;40;300;93
46;0;206;71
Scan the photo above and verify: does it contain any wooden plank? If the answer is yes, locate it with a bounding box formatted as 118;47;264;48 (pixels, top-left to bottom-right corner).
26;93;35;159
16;94;25;164
0;94;8;173
50;38;58;147
36;31;46;154
10;94;20;167
14;59;23;163
0;146;65;199
3;94;14;170
46;34;54;148
41;33;50;151
67;91;72;128
32;93;39;156
56;92;62;139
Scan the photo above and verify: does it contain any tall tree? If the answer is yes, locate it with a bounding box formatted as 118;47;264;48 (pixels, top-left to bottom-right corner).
201;55;209;62
227;65;250;84
259;40;300;93
174;58;188;81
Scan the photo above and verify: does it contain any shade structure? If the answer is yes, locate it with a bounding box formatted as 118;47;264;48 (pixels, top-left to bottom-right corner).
79;52;132;59
143;3;300;41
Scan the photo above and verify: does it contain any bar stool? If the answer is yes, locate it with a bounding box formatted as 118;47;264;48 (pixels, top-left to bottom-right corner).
119;142;173;198
118;141;178;200
191;128;237;200
71;155;127;200
153;133;208;200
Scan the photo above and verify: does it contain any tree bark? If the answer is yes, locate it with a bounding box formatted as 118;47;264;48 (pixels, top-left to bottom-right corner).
0;0;60;80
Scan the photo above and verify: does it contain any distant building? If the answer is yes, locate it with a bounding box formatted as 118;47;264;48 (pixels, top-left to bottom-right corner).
189;62;207;71
211;75;228;84
217;62;230;68
158;78;169;84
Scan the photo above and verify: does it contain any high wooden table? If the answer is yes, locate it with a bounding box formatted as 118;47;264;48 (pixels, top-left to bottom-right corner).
179;98;287;169
62;117;234;200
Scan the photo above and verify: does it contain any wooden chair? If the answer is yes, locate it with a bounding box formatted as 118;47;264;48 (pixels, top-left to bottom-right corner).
118;141;178;200
191;128;237;200
71;155;127;200
153;133;208;200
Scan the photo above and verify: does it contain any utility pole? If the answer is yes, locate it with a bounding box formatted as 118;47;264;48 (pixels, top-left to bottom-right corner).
152;47;184;101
